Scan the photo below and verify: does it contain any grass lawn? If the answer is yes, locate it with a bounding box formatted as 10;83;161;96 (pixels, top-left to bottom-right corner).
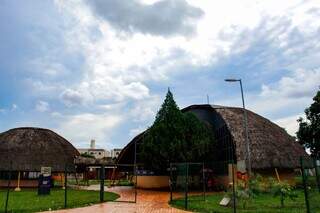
0;188;119;212
170;190;320;213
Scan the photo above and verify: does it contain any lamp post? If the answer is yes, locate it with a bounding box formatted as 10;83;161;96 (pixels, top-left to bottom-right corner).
225;78;252;176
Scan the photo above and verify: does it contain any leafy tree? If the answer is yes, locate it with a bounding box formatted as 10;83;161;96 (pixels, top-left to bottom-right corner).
297;90;320;157
139;89;215;173
80;153;95;159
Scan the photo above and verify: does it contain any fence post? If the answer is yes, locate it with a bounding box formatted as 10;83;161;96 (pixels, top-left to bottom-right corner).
64;164;67;208
5;165;12;213
100;164;105;202
202;162;206;201
313;158;320;193
232;162;236;213
300;157;310;213
134;164;137;203
170;163;173;202
184;163;189;210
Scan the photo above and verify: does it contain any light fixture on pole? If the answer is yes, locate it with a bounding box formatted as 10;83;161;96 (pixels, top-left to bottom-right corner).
225;78;252;176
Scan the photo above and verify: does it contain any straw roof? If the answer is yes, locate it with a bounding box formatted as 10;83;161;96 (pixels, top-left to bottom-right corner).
0;127;79;172
118;104;308;169
183;105;308;169
75;156;115;166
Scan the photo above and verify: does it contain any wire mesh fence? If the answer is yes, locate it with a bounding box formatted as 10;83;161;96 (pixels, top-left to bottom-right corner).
300;157;320;213
0;158;139;212
169;162;206;209
104;164;137;203
169;158;320;213
1;153;320;212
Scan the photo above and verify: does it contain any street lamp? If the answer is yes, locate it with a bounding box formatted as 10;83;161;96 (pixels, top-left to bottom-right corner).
225;78;252;176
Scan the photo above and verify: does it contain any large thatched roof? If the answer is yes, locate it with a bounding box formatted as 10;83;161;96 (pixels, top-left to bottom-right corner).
183;104;308;169
118;104;308;169
0;127;79;172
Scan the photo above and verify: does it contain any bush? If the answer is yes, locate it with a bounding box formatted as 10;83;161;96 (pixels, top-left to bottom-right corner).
271;181;297;208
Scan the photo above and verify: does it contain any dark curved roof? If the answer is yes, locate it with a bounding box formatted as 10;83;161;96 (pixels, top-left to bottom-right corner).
117;132;145;165
118;104;308;169
183;105;308;169
0;127;79;172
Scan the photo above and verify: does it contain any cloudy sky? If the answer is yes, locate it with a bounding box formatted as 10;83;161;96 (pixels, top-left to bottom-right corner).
1;0;319;150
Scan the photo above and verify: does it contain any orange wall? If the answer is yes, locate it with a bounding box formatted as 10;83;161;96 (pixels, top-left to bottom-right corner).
0;180;38;188
136;176;169;189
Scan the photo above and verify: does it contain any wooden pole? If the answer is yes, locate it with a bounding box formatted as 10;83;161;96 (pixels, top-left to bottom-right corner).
14;171;21;191
61;173;65;189
275;168;281;183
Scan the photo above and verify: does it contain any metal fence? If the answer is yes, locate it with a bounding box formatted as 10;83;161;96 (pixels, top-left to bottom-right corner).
0;161;137;212
169;158;320;213
1;157;320;212
300;157;320;213
104;163;137;203
169;162;206;209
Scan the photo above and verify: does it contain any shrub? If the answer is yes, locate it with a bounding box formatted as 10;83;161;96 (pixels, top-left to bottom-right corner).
272;181;298;208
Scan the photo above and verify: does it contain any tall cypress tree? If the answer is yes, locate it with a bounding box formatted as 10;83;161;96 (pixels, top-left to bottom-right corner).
140;89;215;173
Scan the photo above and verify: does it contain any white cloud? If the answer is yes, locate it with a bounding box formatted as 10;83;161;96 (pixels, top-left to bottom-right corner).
11;104;18;111
129;95;161;123
86;0;204;37
97;102;126;111
56;112;123;147
261;68;320;99
60;88;86;107
35;101;50;112
54;0;320;93
28;59;70;77
51;111;62;118
243;68;319;117
129;126;146;137
25;0;320;148
24;79;63;97
274;114;304;136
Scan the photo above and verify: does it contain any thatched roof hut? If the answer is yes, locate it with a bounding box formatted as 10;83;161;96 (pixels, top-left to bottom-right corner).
118;104;308;170
0;127;79;172
75;156;114;166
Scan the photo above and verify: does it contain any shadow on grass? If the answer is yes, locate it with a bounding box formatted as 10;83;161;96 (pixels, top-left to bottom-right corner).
170;190;319;213
0;188;119;213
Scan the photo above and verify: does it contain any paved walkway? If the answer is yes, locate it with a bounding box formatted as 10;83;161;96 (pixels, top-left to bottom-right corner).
47;185;189;213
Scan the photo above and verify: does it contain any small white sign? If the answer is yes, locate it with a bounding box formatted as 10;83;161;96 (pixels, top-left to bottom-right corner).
237;160;246;173
41;167;51;177
219;196;231;206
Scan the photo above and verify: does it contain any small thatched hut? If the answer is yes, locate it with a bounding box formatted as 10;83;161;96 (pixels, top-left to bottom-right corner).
118;104;308;188
0;127;79;187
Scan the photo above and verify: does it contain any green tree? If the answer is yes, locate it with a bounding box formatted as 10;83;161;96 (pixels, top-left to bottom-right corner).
140;89;215;173
272;181;297;208
297;90;320;157
80;153;95;159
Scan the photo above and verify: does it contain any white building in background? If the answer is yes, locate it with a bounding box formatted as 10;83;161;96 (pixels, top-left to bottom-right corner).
78;139;110;159
111;148;122;159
